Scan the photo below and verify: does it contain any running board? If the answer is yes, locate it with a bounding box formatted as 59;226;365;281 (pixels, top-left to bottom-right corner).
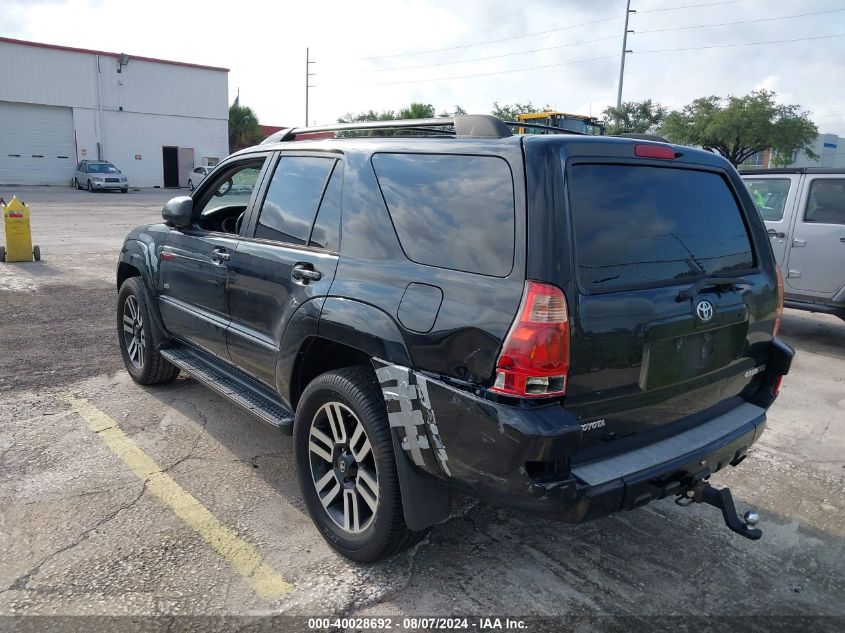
161;345;294;434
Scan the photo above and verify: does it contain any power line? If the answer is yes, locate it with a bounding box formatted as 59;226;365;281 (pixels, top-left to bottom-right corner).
359;13;623;61
366;34;619;72
347;31;845;88
637;31;845;54
361;7;838;75
352;53;619;87
637;7;845;34
638;0;751;14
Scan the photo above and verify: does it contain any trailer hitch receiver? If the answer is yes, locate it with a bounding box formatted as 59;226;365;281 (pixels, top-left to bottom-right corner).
676;481;762;540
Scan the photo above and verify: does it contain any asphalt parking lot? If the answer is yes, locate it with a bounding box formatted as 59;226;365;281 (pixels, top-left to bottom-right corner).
0;187;843;627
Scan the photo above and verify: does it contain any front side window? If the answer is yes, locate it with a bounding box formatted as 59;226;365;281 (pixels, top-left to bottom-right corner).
372;153;515;276
193;160;264;220
255;156;336;245
744;178;791;221
568;165;755;293
804;179;845;225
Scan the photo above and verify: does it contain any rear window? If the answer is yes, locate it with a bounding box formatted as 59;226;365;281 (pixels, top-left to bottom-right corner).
744;178;790;221
372;153;515;277
568;165;754;293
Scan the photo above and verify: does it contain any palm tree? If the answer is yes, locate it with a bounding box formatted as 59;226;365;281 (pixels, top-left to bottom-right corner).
229;103;262;152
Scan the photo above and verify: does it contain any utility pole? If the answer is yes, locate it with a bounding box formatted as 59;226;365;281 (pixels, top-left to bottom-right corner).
305;47;316;126
616;0;635;108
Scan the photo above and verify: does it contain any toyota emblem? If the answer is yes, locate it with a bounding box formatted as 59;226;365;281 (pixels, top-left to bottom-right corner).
696;300;714;322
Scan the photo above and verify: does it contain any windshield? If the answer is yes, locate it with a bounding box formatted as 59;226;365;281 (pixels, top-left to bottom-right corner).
89;163;119;174
744;178;791;221
568;165;755;293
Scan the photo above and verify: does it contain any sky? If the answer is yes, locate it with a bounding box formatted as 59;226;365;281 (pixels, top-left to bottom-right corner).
4;0;845;134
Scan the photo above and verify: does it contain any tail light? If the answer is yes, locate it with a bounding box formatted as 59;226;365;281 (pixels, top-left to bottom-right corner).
774;265;784;337
491;281;570;398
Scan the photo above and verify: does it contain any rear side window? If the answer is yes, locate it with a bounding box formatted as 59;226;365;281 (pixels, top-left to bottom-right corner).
372;153;515;277
744;178;791;221
805;179;845;225
309;162;342;250
568;165;754;293
255;156;335;244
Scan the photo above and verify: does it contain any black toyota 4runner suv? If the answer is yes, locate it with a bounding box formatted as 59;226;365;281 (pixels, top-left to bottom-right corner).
116;115;793;562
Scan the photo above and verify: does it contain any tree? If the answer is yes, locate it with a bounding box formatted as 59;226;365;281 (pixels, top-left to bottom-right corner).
490;101;551;121
659;90;818;167
338;109;397;123
398;102;436;119
602;99;667;135
228;102;262;152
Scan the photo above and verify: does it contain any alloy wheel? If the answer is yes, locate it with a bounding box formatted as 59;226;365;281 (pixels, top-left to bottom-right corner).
309;401;379;534
122;295;145;369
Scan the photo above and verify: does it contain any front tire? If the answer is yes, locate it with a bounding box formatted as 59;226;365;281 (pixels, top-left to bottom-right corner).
189;179;194;191
117;277;180;385
294;366;426;562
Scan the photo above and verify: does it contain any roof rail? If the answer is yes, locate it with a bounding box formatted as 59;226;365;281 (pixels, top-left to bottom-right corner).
613;133;670;143
503;121;586;135
260;114;513;143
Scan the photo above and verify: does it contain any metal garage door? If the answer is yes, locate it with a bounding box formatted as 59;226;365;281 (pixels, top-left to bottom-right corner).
0;101;76;185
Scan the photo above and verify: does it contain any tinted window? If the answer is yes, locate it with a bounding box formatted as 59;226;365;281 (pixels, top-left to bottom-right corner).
372;153;515;276
745;178;790;221
309;162;342;250
255;156;335;244
804;179;845;225
569;165;754;293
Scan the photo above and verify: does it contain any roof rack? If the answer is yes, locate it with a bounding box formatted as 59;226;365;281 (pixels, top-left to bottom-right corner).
504;121;586;135
262;115;514;144
259;114;591;144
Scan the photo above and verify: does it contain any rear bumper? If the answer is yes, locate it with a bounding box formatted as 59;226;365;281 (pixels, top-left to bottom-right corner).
381;338;793;523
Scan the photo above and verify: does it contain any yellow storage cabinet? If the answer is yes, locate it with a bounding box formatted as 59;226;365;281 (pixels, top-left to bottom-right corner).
1;196;40;262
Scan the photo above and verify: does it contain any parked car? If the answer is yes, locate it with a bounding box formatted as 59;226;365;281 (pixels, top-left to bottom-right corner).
74;160;128;193
742;168;845;320
189;166;213;191
116;115;792;562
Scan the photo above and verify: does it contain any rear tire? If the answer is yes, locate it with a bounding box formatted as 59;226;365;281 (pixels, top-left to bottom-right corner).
121;188;128;194
294;366;427;562
74;178;82;190
189;179;194;191
87;180;93;192
117;277;180;385
0;246;5;262
32;245;40;261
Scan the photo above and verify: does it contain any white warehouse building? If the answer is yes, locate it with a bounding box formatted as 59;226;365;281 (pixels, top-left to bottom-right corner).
0;37;229;187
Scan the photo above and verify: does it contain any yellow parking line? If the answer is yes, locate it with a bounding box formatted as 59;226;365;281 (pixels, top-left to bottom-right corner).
65;394;292;600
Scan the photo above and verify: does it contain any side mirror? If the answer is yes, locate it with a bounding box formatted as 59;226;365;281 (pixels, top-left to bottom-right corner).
162;196;193;228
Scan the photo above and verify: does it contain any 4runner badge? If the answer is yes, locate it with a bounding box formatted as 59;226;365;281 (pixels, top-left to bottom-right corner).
581;419;606;432
696;299;714;322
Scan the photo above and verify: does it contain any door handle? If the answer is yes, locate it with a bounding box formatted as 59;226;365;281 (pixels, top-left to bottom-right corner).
767;228;785;239
791;238;806;247
292;262;322;283
210;248;230;264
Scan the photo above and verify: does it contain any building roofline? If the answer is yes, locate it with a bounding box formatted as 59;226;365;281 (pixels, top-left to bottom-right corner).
0;36;229;73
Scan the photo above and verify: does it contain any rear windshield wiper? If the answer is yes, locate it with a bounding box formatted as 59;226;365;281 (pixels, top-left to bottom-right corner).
676;276;750;301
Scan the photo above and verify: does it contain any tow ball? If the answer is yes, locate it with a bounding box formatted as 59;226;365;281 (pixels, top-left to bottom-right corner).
676;480;762;540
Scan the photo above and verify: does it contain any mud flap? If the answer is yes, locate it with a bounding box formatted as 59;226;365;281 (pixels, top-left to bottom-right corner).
373;359;451;531
390;430;452;531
